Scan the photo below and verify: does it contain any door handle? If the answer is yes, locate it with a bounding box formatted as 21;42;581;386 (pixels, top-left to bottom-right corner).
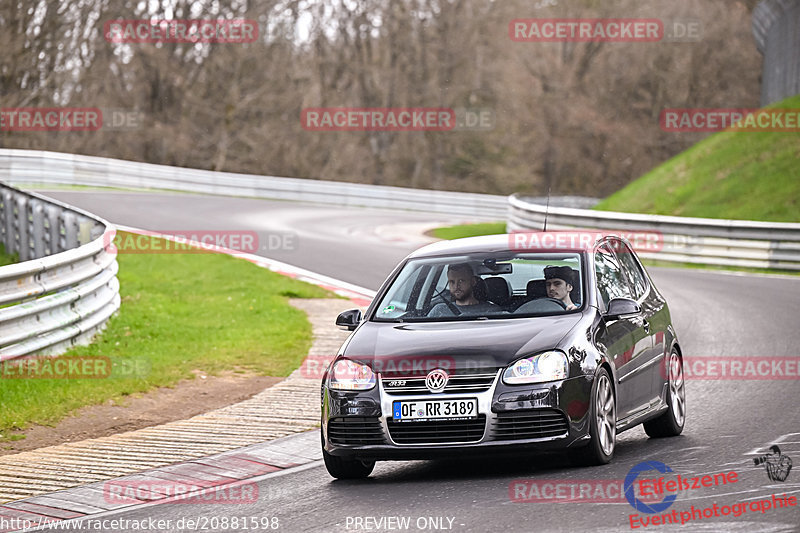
642;319;650;334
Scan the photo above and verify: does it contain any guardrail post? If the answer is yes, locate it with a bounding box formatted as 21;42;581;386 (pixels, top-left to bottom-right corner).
62;211;78;250
14;194;29;261
44;204;60;255
0;189;13;252
29;198;46;258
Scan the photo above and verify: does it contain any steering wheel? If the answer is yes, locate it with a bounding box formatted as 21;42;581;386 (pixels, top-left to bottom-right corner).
514;297;567;314
541;297;567;310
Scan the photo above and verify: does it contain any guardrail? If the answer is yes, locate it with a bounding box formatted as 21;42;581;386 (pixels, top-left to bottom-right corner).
6;148;796;272
0;149;509;219
0;183;119;359
508;194;800;271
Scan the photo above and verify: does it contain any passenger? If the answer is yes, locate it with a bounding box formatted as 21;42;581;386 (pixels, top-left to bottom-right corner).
428;263;502;317
544;265;578;311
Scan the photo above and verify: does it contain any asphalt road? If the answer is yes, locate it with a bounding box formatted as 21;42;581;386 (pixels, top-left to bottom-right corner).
33;190;800;533
42;189;457;289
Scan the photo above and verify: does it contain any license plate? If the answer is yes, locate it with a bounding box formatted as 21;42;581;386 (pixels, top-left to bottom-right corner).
392;399;478;421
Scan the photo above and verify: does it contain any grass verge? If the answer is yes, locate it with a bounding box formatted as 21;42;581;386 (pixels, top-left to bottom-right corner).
0;231;335;440
0;244;18;267
429;222;506;240
593;94;800;222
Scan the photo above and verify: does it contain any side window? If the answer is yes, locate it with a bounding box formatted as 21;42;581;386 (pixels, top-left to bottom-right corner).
594;244;633;308
615;242;648;300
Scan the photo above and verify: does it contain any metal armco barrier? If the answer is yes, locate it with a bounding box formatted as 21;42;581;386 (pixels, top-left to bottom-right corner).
0;183;119;359
508;194;800;271
3;149;797;271
0;149;508;219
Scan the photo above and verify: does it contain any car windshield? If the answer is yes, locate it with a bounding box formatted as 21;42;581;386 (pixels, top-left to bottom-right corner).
373;252;583;322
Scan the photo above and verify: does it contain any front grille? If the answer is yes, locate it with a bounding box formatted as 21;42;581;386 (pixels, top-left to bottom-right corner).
328;417;385;445
382;372;498;395
387;415;486;444
492;409;569;440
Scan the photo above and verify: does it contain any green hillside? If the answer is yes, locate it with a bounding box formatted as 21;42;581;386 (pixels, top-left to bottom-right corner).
594;94;800;222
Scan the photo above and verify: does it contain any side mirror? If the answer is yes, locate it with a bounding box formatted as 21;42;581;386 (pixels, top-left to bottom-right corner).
336;308;362;331
604;298;641;320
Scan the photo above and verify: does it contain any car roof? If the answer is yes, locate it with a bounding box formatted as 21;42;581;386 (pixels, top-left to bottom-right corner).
409;234;521;258
409;232;618;259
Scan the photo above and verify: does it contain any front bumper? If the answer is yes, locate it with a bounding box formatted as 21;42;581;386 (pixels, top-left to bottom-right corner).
322;371;593;460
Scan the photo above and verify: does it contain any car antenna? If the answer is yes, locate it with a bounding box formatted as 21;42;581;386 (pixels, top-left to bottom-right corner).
543;187;551;232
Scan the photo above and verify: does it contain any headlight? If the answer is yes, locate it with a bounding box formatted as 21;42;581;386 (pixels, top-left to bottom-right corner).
503;350;568;384
328;359;376;391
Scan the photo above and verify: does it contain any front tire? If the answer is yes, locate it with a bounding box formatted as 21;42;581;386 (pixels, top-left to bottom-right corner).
323;448;375;479
643;349;686;438
569;368;615;466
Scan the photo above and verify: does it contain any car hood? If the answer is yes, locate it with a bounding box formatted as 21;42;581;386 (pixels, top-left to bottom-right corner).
342;312;587;372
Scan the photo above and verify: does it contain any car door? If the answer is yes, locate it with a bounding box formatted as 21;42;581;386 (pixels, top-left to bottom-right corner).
594;242;653;420
615;241;669;405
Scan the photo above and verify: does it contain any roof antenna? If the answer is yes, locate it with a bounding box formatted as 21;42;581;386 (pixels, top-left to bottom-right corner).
543;187;551;232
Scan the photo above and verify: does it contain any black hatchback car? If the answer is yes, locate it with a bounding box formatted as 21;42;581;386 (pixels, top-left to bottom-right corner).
321;233;685;478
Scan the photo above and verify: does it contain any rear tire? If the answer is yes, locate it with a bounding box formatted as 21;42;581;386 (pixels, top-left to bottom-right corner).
643;349;685;438
323;448;375;479
569;368;615;467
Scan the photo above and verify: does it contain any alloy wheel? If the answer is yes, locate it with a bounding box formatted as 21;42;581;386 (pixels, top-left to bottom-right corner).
595;373;616;456
668;351;686;427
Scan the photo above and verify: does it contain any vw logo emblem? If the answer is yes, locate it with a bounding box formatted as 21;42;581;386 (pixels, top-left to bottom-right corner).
425;369;449;393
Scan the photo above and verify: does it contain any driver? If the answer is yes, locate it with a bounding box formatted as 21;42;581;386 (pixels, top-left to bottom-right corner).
428;263;502;317
544;265;578;311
